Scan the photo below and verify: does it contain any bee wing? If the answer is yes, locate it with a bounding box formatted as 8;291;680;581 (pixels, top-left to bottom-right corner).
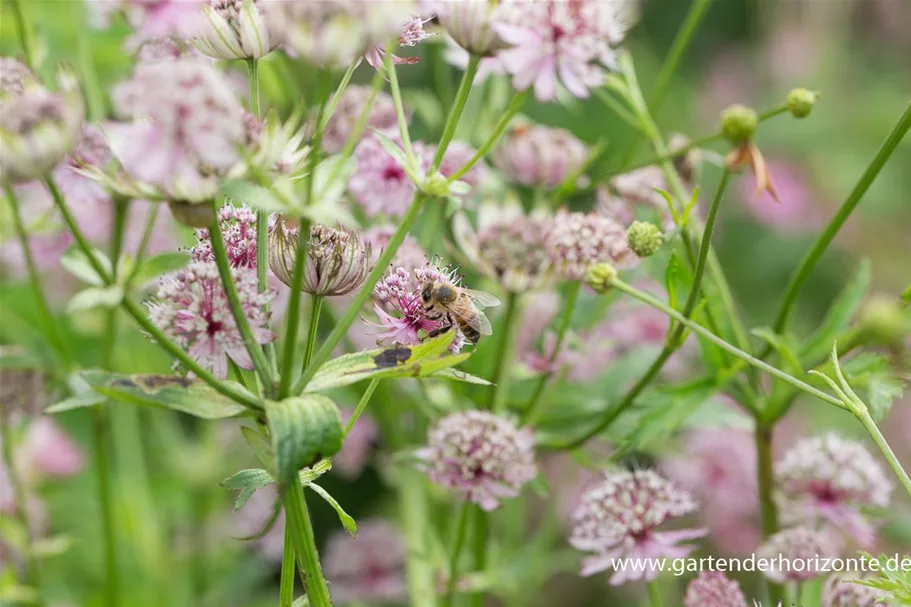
466;308;494;336
461;289;501;310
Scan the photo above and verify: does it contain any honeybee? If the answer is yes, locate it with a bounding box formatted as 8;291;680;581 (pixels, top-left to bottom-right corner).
421;280;501;344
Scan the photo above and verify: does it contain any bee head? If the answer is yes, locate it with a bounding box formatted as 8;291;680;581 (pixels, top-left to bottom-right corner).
435;283;457;303
421;282;434;304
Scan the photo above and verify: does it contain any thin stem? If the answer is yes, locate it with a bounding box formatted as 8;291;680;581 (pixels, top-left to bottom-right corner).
442;502;472;607
856;411;911;501
208;216;275;389
400;469;438;607
279;527;295;607
301;296;323;374
431;56;481;172
766;100;911;347
344;378;380;436
648;580;663;607
5;185;71;366
559;170;731;449
469;508;488;607
76;6;106;121
320;60;358;129
594;88;643;130
0;412;41;597
524;282;582;424
385;49;417;168
92;405;119;607
448;87;527;183
11;0;36;68
756;421;784;605
283;483;333;607
489;292;522;413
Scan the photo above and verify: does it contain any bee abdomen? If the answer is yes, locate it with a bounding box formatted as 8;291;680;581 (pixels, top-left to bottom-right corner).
459;322;481;344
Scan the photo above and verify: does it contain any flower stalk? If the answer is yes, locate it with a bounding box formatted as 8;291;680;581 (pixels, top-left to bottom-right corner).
489;292;522;413
0;408;40;595
344;378;380;436
442;502;472;607
283;481;333;607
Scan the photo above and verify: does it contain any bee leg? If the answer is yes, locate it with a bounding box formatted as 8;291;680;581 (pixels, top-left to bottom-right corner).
427;313;454;338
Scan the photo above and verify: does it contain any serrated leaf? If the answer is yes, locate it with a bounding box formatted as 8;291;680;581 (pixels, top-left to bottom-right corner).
866;372;904;422
308;482;357;536
305;331;473;392
66;285;124;314
45;391;106;414
61;245;111;286
265;395;343;484
222;179;286;213
75;371;250;419
221;469;275;510
802;260;871;361
129;251;190;286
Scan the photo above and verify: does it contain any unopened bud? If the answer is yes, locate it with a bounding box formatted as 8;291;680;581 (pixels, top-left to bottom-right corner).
627;221;664;258
860;294;908;347
168;200;216;228
586;263;616;294
720;104;758;144
786;88;818;119
421;171;452;198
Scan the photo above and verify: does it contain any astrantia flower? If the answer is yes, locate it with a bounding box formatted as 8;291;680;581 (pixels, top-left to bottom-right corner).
433;0;509;57
546;210;635;280
569;469;705;585
757;527;840;583
365;15;435;69
777;434;892;547
493;124;587;189
684;571;749;607
0;58;37;101
194;0;281;60
0;66;84;184
322;85;400;154
418;411;537;511
822;574;890;607
323;520;407;605
349;133;423;218
122;0;208;49
147;261;274;378
107;58;246;201
192;204;259;269
370;264;449;347
494;0;636;101
268;220;371;297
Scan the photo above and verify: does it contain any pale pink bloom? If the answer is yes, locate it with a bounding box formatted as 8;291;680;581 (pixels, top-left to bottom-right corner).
570;469;705;585
442;37;507;83
493;124;587;189
822;573;890;607
324;520;407;605
737;158;823;232
348;133;422;218
757;527;841;583
365;15;435;69
192;204;259;270
684;571;749;607
334;410;377;479
20;418;84;479
777;434;892;548
494;0;635;101
322;85;400;154
546;210;635;280
147;261;275;379
109;59;246;201
418;411;537;511
432;0;509;56
122;0;208;49
600;166;677;231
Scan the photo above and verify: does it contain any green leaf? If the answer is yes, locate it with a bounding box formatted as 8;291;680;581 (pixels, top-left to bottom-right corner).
60;245;111;286
305;331;472;392
74;371;250;419
265;395;343;484
45;391;106;414
802;259;871;361
222;179;286;213
129;251;190;286
300;459;332;485
751;327;802;374
867;372;904;422
431;367;493;385
308;482;357;536
292;597;310;607
242;426;274;469
65;285;124;314
220;469;275;510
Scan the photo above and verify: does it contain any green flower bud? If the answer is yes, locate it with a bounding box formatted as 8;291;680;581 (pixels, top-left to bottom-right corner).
421;171;453;198
586;263;616;294
719;104;758;144
786;88;818;119
627;221;664;258
859;294;909;347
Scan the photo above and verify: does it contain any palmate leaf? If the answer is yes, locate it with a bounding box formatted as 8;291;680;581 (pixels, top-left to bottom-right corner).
265;395;343;484
305;331;482;392
802;259;871;362
47;371;251;419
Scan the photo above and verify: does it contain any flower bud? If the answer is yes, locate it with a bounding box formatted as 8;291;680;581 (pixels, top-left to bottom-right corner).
420;171;452;198
586;263;616;293
719;104;758;144
269;220;372;297
786;88;818;119
435;0;508;57
859;294;908;347
627;221;664;258
194;0;281;60
0;66;85;185
169;200;217;229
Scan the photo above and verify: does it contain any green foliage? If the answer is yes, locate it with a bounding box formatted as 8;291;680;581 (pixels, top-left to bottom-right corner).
265;395;343;484
856;553;911;605
60;244;112;286
802;259;871;362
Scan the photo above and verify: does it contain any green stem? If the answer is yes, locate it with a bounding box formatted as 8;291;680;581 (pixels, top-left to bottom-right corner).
755;421;783;605
559;171;731;449
385;49;418;168
5;185;70;366
489;292;522;413
283;483;333;607
431;55;481;172
856;410;911;501
767;100;911;345
617;0;715;165
400;469;438;607
0;411;41;599
442;502;471;607
648;580;663;607
208;215;275;390
92;405;119;607
11;0;36;69
76;3;106;121
301;296;323;374
448;89;527;182
344;378;380;436
469;508;488;607
320;60;357;129
524;282;581;424
279;527;295;607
